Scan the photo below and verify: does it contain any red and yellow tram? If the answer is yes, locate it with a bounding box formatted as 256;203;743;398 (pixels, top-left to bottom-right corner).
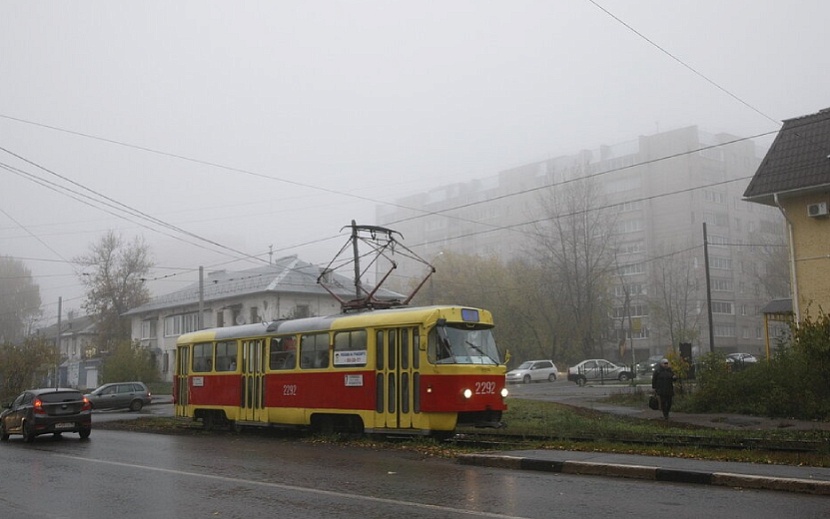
174;305;508;436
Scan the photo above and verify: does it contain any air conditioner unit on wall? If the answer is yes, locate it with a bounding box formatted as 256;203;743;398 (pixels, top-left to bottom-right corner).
807;201;828;218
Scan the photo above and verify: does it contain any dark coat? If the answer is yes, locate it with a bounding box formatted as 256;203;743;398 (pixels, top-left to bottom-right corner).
651;366;676;397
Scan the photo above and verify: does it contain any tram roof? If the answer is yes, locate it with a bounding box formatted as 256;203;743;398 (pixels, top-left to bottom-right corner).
177;305;494;343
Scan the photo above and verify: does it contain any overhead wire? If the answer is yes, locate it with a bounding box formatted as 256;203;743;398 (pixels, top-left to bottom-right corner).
0;0;809;310
585;0;781;128
0;146;268;265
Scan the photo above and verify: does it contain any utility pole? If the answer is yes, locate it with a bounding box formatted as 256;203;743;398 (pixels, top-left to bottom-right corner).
703;223;715;353
199;266;205;329
55;296;62;388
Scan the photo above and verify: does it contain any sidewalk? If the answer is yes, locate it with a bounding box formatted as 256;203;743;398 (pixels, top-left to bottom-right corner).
466;382;830;495
458;449;830;496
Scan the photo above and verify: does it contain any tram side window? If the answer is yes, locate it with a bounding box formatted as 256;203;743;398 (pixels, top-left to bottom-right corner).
300;333;329;369
333;330;367;367
269;336;297;370
193;342;213;372
215;341;237;371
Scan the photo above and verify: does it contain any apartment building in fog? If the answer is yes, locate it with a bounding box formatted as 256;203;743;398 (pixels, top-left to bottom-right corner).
377;126;786;361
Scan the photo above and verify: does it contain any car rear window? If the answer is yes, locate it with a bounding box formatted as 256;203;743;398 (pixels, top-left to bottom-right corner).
39;391;83;403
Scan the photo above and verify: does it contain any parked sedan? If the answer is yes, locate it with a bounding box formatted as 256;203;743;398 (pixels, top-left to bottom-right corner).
635;355;664;375
85;382;152;411
1;388;92;442
726;353;759;371
567;359;634;386
505;360;558;384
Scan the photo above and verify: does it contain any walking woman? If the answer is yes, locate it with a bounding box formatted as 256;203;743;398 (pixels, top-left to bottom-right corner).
651;358;677;420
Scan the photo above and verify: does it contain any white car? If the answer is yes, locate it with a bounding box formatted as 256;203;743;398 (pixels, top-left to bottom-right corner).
505;360;558;384
567;359;634;386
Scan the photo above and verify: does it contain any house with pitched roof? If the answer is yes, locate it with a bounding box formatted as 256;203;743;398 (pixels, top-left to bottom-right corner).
743;107;830;322
124;255;400;382
35;313;101;389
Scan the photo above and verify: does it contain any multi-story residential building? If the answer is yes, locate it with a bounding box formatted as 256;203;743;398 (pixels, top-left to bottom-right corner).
378;126;786;362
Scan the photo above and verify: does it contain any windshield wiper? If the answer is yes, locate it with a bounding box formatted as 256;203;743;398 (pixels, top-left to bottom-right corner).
466;340;497;364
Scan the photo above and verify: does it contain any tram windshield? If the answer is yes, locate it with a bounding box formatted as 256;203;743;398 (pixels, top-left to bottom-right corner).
429;324;500;365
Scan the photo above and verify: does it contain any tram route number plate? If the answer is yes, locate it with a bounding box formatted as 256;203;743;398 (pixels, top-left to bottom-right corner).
344;374;364;387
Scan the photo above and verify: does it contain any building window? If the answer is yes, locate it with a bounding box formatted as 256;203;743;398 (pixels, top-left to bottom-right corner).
140;319;157;340
612;305;649;318
708;235;728;247
613;284;645;298
618;241;644;254
711;279;732;291
164;312;200;337
250;307;260;324
619;263;646;276
714;325;736;337
617;219;644;234
710;257;732;270
711;301;734;314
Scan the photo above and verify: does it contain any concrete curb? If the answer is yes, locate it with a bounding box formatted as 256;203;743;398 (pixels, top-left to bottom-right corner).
457;454;830;496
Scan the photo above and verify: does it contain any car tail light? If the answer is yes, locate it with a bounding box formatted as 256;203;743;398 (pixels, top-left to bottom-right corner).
82;397;92;411
33;398;46;415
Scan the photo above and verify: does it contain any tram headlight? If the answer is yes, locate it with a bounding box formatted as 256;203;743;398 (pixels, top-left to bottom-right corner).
501;387;509;398
462;388;473;399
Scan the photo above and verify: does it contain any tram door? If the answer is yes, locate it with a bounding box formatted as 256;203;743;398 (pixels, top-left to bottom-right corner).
241;339;266;422
375;328;417;430
175;347;190;416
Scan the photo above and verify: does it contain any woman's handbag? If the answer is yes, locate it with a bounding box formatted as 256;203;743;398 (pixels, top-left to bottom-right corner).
648;393;660;410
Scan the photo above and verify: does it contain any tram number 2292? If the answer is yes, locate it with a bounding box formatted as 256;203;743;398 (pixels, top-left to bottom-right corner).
475;381;498;395
283;384;298;396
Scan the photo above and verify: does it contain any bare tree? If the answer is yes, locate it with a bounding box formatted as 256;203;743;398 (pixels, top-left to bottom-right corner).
76;231;153;353
532;177;617;361
0;256;42;343
648;244;702;350
746;230;790;300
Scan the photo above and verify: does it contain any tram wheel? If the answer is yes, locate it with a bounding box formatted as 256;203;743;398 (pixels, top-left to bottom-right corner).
203;413;216;431
317;416;335;435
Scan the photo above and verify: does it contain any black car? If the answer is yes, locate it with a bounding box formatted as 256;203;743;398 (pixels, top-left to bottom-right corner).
0;388;92;442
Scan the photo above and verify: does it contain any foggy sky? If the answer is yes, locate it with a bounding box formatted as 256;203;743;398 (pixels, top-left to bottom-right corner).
2;1;828;323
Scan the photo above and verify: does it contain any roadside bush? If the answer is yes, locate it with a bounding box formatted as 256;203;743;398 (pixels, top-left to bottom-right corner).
685;315;830;420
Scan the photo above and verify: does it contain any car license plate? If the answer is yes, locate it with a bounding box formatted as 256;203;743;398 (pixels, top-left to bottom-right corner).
55;422;73;430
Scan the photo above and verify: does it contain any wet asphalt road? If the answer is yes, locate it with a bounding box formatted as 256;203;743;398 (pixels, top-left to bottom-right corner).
1;399;828;518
